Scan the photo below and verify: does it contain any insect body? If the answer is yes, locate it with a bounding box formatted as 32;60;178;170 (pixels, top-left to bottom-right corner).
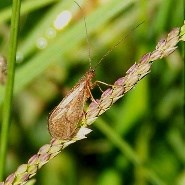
48;2;143;140
48;69;95;140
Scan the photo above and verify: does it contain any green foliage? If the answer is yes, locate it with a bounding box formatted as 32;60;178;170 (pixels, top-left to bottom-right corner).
0;0;184;184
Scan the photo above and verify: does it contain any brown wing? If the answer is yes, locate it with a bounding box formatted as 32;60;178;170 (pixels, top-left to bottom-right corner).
48;70;95;140
48;80;88;140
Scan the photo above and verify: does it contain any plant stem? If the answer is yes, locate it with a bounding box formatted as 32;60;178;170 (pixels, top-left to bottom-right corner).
0;0;21;180
95;119;141;165
95;119;166;185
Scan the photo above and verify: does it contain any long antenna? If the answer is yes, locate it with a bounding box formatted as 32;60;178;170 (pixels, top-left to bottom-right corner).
94;21;145;69
74;1;92;69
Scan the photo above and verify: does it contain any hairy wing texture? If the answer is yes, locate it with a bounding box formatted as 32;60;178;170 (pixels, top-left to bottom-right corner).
48;70;95;140
48;81;87;140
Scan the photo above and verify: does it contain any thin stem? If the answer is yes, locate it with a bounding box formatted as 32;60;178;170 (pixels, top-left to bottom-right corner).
95;119;141;165
0;0;21;180
95;119;166;185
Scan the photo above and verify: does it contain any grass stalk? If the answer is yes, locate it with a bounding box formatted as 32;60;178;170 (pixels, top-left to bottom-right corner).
0;0;21;180
95;119;141;165
95;119;166;185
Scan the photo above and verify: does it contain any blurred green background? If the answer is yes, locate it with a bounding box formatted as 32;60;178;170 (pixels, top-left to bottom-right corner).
0;0;184;185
